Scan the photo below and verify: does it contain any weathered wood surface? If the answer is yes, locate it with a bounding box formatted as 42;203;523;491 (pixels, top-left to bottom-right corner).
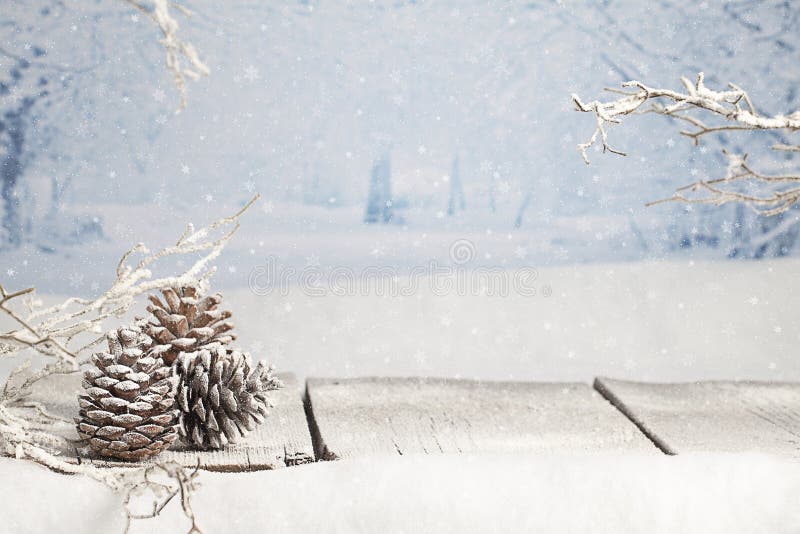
595;378;800;457
21;371;314;471
20;373;800;470
305;377;656;460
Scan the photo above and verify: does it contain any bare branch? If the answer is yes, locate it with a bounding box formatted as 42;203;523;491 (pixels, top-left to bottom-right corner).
122;0;210;111
645;151;800;215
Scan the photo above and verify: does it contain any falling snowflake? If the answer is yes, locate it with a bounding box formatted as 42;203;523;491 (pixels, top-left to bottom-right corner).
341;316;356;332
68;273;84;288
243;65;260;82
154;187;169;206
153;88;166;103
370;243;386;257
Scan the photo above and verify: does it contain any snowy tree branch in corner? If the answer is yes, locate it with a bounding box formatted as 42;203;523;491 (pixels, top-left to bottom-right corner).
0;194;259;533
123;0;210;111
572;73;800;215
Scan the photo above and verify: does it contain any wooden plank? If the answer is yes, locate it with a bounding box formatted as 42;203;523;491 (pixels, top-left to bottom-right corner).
595;377;800;457
20;371;314;471
305;377;657;460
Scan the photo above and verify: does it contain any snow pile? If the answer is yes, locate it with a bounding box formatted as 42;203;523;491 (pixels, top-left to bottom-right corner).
2;452;799;534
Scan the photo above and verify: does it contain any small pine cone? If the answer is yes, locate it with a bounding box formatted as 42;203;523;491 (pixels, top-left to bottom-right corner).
176;345;281;449
143;286;236;366
76;327;180;461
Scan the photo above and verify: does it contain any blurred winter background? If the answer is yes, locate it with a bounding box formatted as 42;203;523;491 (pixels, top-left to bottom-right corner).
2;0;799;381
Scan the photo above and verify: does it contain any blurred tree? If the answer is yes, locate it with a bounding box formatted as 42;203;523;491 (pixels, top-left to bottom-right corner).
0;0;207;249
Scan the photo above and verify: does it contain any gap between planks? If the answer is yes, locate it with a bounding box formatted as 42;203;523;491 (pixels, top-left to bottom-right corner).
594;377;800;458
592;378;674;455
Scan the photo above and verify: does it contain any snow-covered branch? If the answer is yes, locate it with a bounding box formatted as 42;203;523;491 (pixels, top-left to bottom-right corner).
123;0;210;111
573;73;800;214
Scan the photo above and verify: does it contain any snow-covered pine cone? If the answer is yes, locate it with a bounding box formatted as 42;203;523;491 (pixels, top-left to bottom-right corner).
176;345;281;449
143;286;236;366
76;327;180;461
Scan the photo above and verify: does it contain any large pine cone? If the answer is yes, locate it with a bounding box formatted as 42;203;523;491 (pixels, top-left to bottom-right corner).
143;286;235;366
76;327;180;461
176;345;281;449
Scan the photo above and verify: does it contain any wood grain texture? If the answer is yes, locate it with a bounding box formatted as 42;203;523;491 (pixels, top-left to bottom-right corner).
305;377;656;460
20;371;314;471
595;377;800;457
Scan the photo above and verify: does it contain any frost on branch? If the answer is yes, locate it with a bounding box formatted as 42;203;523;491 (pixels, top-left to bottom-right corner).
0;195;258;533
123;0;210;111
572;73;800;215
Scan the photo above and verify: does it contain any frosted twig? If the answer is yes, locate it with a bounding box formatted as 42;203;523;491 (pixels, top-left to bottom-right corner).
122;461;203;534
573;73;800;214
646;151;800;216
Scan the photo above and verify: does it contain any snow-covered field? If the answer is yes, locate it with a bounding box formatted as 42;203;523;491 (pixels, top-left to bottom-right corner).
206;257;800;383
3;452;800;534
2;256;796;386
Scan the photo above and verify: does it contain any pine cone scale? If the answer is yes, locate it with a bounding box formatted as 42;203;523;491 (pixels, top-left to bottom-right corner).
95;426;124;439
